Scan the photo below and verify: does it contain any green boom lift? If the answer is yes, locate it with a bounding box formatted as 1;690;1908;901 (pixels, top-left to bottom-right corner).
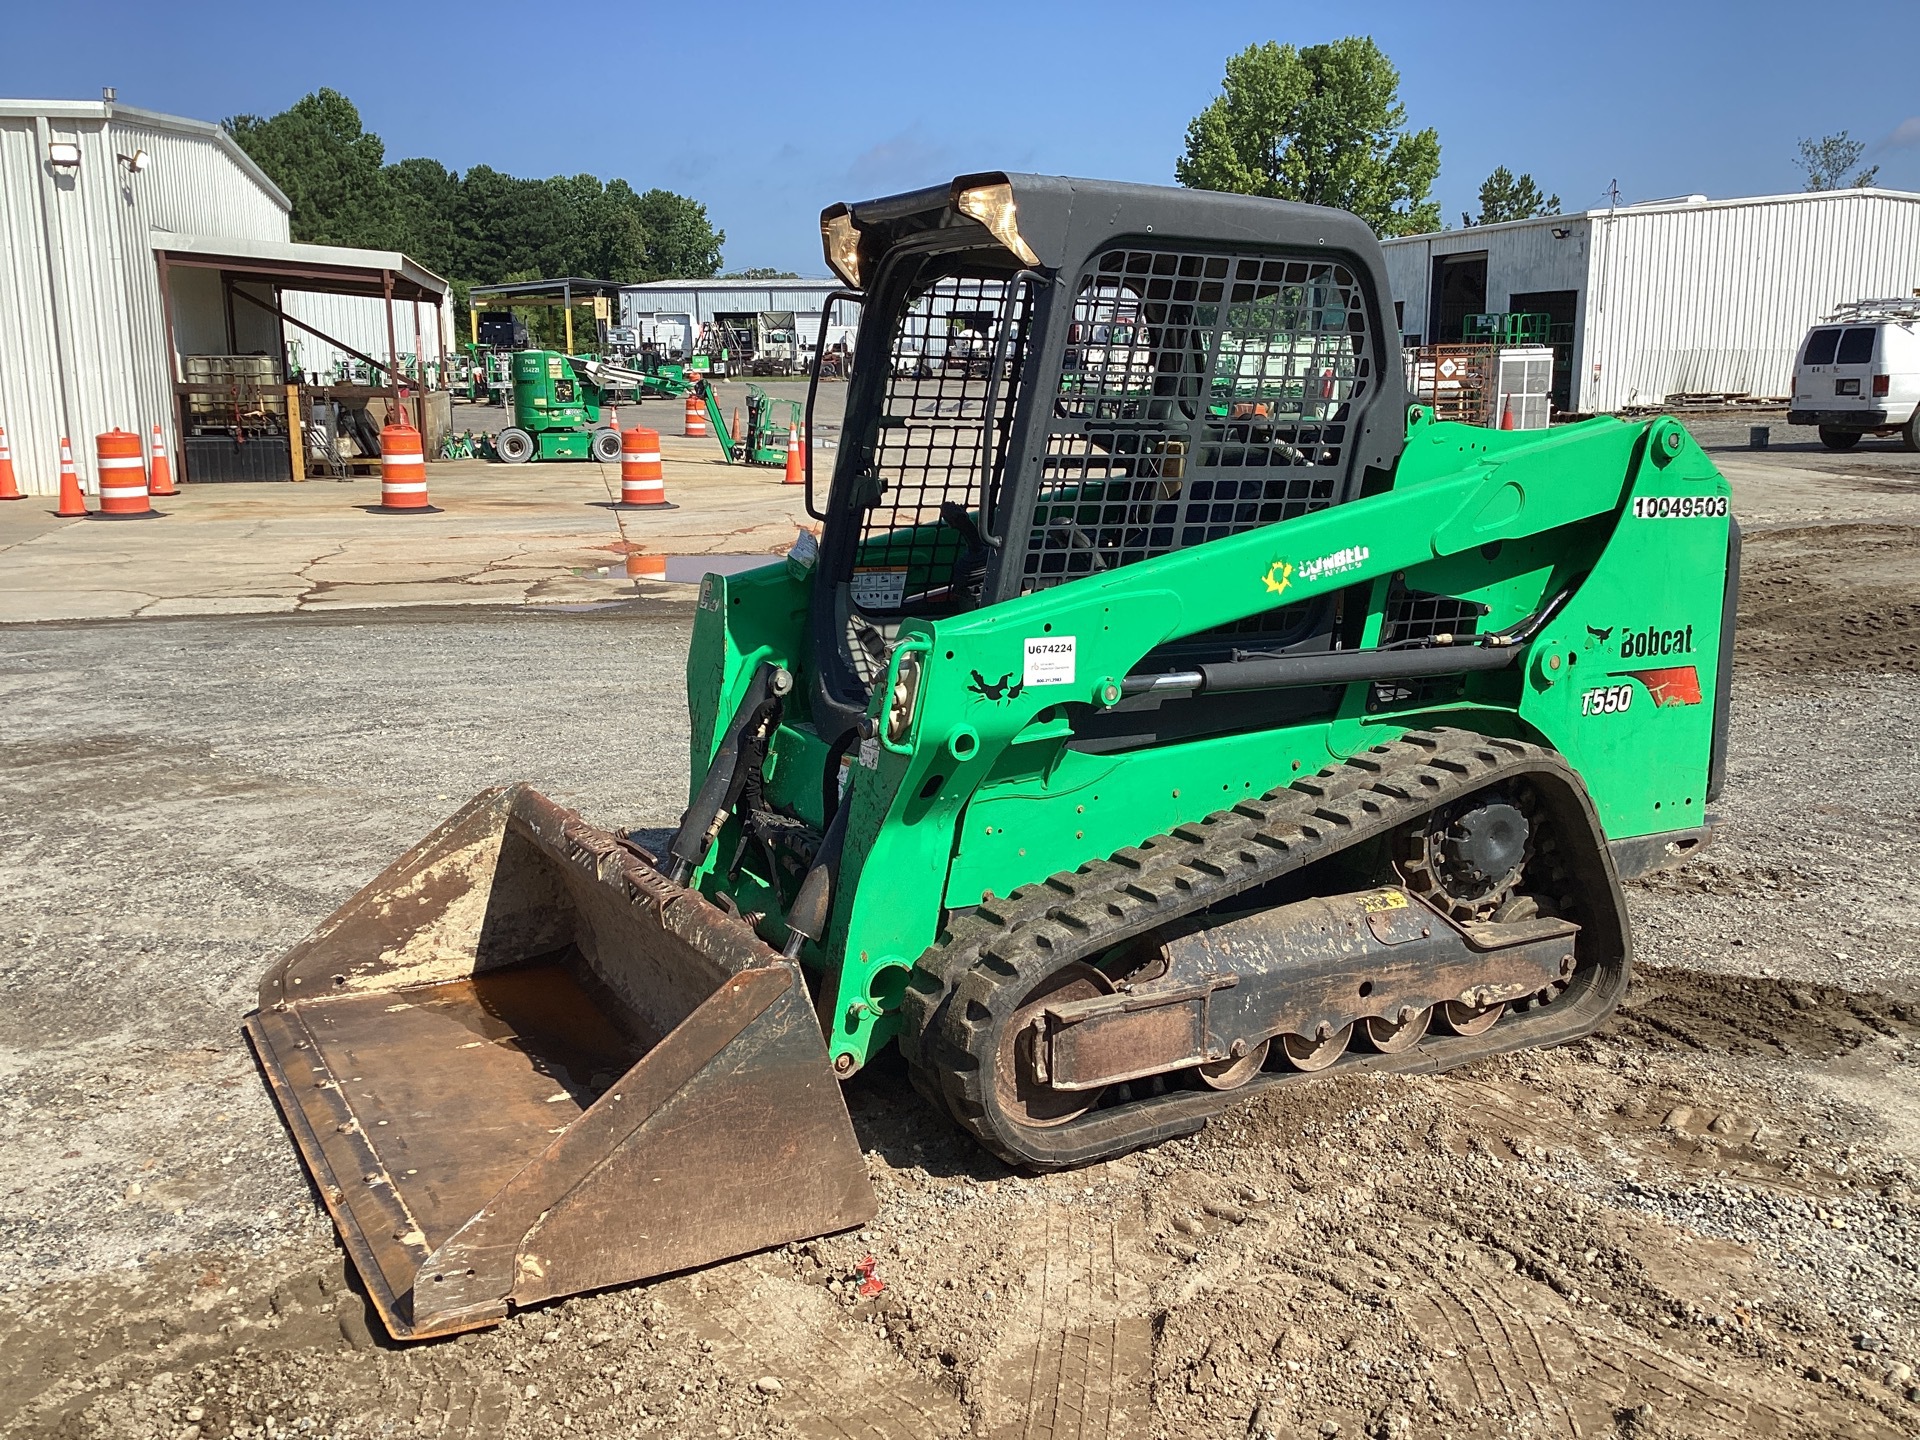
493;351;744;463
248;173;1737;1342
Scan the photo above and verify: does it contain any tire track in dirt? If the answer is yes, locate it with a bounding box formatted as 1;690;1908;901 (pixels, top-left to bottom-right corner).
1736;523;1920;675
679;1264;966;1440
977;1202;1155;1440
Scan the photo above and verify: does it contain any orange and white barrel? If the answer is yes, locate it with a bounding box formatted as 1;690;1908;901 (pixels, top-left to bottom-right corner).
377;420;433;511
93;429;156;518
683;391;708;438
624;552;668;580
617;427;673;508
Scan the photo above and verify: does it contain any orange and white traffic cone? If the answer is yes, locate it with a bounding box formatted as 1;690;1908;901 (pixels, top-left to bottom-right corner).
147;424;177;496
0;426;23;501
783;423;804;485
1499;399;1516;431
684;391;708;438
624;552;668;580
54;438;88;517
615;426;675;509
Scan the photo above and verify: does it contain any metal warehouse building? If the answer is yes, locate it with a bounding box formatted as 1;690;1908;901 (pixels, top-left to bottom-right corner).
0;95;450;493
620;277;847;360
1384;188;1920;414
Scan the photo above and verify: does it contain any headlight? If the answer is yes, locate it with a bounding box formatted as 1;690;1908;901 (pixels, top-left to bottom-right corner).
953;181;1040;267
886;649;923;746
821;207;863;289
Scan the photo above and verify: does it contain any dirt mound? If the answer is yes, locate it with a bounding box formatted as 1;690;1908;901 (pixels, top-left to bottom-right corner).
1608;967;1919;1063
1737;524;1920;675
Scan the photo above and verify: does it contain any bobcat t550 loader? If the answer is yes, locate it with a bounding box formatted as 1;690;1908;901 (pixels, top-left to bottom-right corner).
246;174;1737;1340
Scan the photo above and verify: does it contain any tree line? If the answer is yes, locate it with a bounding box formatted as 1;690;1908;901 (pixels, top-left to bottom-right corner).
223;90;724;343
1174;37;1557;234
1175;36;1881;232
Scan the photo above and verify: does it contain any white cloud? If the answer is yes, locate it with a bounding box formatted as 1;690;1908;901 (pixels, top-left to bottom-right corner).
1885;117;1920;150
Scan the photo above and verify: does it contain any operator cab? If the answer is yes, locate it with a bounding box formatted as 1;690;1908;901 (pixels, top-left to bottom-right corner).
800;174;1404;744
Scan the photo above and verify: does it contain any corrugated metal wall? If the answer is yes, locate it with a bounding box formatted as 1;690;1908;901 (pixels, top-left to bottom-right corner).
0;103;290;495
620;282;841;327
1583;192;1920;411
1382;221;1590;342
281;291;451;380
0;118;67;495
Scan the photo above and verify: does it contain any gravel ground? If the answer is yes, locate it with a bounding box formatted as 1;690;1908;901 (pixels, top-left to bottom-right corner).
2;446;1917;1440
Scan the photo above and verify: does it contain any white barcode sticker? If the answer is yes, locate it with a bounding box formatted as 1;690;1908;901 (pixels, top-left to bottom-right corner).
1023;635;1076;687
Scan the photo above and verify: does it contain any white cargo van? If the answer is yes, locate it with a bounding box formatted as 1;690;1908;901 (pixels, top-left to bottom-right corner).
1788;300;1920;451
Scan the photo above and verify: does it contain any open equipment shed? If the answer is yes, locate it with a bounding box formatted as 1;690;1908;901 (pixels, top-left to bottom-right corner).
467;278;625;356
154;234;450;481
0;94;450;493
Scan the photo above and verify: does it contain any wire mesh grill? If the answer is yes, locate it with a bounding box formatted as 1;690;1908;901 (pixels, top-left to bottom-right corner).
853;273;1029;611
1380;578;1488;644
1022;246;1371;593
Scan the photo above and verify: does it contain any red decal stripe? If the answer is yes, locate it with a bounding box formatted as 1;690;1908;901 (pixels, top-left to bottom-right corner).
1622;665;1702;706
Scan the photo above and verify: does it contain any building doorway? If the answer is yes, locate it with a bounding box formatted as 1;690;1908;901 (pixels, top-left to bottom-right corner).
1428;253;1487;346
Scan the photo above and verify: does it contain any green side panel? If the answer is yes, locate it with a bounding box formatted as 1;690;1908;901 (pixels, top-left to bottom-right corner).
1516;424;1730;838
685;559;811;794
943;723;1350;908
536;432;591;460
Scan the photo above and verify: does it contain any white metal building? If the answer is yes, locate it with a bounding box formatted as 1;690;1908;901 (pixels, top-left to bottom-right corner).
0;96;450;492
1383;188;1920;414
620;278;848;360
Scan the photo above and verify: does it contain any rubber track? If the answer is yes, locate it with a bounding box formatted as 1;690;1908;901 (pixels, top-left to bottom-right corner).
900;728;1631;1169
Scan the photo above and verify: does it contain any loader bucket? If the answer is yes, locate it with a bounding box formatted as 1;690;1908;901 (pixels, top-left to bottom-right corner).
244;785;875;1341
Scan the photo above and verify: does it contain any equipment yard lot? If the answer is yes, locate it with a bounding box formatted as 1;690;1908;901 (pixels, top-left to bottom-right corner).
2;419;1918;1440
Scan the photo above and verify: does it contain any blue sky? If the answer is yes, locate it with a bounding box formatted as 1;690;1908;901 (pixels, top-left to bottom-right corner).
6;0;1917;274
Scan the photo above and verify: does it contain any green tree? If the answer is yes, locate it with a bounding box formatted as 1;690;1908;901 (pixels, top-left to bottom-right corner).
1794;132;1878;190
224;90;728;344
724;267;801;279
385;157;463;276
633;189;725;278
1176;37;1441;237
224;89;397;248
1464;166;1560;226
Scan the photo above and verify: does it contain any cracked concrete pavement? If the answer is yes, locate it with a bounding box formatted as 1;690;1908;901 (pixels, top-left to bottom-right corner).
0;429;809;624
3;404;1914;627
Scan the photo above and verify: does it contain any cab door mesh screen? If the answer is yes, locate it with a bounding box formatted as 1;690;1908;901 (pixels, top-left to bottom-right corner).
1022;247;1372;592
852;272;1029;609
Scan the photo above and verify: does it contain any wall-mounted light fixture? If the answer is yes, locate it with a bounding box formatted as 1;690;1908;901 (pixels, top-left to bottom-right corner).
118;148;150;173
47;141;82;168
1550;227;1571;240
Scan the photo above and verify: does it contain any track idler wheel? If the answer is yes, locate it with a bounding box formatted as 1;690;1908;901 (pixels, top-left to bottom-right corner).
1440;999;1505;1036
1364;1006;1433;1054
1198;1038;1270;1090
1281;1024;1353;1072
995;963;1113;1127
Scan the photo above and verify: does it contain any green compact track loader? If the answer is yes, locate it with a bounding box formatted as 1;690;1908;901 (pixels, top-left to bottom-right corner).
247;173;1737;1341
